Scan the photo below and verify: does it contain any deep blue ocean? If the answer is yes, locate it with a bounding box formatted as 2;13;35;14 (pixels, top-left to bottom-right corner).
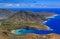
7;8;60;14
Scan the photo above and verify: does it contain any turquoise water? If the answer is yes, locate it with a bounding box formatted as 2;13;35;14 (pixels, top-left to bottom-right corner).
12;29;53;35
12;29;34;35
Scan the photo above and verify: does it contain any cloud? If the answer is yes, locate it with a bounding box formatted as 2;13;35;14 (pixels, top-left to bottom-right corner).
0;2;60;8
0;3;20;8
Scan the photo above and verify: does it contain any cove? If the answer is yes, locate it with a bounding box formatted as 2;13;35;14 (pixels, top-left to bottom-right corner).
11;14;60;35
11;29;53;35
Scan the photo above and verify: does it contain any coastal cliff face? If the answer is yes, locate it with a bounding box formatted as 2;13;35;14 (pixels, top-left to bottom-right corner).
0;9;59;39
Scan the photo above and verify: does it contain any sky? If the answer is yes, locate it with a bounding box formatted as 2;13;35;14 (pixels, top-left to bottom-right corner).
0;0;60;8
0;0;60;3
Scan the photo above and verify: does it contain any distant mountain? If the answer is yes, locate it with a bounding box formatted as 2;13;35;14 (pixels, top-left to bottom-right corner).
0;9;14;20
39;11;56;19
9;10;55;21
9;10;43;21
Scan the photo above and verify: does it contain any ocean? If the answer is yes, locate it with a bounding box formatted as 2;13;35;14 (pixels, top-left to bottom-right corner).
7;8;60;14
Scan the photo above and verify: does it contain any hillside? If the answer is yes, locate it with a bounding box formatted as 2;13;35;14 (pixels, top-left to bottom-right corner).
2;10;55;31
0;9;15;20
0;10;59;39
